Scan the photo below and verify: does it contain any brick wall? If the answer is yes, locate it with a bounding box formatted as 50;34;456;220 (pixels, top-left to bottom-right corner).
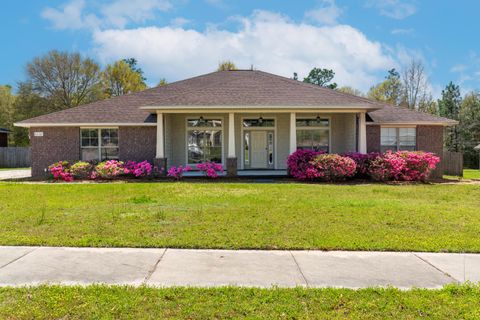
118;126;156;163
366;125;380;153
30;127;80;179
417;125;444;178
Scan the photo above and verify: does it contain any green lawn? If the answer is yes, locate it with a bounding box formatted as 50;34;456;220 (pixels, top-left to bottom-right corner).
464;169;480;179
0;285;479;319
1;182;479;252
0;167;30;171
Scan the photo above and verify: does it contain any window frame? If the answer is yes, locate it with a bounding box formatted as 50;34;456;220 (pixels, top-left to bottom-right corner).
80;127;119;162
295;116;331;153
185;117;224;167
380;126;417;152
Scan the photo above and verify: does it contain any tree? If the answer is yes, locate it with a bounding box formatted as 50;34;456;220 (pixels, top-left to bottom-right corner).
438;82;462;152
0;85;15;134
123;58;146;81
26;50;102;109
459;91;480;167
102;60;147;97
367;69;402;105
418;95;438;115
157;78;168;86
400;60;430;109
11;82;52;146
303;68;337;89
337;86;364;97
217;60;237;71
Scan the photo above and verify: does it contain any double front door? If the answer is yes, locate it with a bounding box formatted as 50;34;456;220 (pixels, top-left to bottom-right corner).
244;130;274;169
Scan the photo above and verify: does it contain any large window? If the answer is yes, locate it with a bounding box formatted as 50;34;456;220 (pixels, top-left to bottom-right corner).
296;118;330;152
81;128;119;161
187;118;222;164
381;127;416;152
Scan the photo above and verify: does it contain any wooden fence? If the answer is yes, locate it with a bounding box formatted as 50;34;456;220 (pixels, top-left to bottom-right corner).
443;151;463;177
0;147;31;168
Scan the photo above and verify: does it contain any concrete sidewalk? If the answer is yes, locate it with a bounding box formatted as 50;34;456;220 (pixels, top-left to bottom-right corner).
0;247;479;289
0;169;31;180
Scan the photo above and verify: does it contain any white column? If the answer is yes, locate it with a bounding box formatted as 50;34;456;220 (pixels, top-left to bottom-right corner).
289;112;297;154
358;112;367;153
228;112;236;158
156;112;164;158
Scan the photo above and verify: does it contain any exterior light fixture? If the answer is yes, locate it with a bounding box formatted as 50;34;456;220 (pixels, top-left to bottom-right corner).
316;115;321;123
258;116;264;124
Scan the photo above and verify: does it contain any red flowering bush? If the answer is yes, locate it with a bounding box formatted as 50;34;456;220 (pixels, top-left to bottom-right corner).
197;162;224;178
48;161;73;182
167;165;192;180
342;152;380;178
124;160;153;178
286;149;324;180
369;151;440;181
310;154;357;181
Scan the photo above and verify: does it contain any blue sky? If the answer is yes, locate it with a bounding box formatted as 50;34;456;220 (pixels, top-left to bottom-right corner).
1;0;479;97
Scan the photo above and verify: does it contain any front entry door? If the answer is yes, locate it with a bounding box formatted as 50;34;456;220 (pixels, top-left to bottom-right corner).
250;131;268;169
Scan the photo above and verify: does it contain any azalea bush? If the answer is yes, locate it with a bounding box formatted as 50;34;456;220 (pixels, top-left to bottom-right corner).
197;162;224;178
369;151;440;182
286;149;324;180
94;160;125;179
48;161;73;182
124;160;153;178
70;161;93;180
167;165;192;181
343;152;380;178
310;154;357;181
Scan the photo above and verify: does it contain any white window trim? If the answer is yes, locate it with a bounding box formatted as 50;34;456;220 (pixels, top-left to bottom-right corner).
80;127;119;161
295;116;332;153
240;116;278;170
380;126;417;151
185;116;225;168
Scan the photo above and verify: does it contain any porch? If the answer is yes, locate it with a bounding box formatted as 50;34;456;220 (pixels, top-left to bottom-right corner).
152;110;368;176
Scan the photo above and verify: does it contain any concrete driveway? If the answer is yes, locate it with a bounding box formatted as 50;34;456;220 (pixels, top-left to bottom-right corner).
0;247;478;289
0;169;31;180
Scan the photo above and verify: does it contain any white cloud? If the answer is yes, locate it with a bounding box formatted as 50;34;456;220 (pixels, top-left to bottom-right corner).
92;10;396;91
450;64;466;73
391;28;414;35
305;0;343;25
365;0;417;19
42;0;171;30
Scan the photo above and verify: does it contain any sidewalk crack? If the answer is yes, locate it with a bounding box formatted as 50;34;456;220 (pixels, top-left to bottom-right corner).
290;251;309;287
143;249;167;284
0;248;37;270
413;253;459;283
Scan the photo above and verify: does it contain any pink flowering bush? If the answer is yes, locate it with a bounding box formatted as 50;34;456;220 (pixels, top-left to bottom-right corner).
124;160;153;178
95;160;125;179
310;154;357;181
343;152;380;178
286;149;325;180
369;151;440;181
70;161;93;179
196;162;224;178
48;161;73;182
167;165;192;180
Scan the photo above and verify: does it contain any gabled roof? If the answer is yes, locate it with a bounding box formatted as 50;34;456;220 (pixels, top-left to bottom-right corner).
14;69;455;127
367;104;458;125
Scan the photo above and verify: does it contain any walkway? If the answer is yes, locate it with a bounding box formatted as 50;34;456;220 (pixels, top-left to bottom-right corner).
0;169;31;180
0;247;478;289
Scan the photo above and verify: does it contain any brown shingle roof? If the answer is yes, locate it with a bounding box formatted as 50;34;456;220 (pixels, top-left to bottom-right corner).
368;104;457;125
15;70;455;126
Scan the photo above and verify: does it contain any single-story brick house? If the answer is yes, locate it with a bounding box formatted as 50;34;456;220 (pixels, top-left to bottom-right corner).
15;70;457;179
0;128;9;147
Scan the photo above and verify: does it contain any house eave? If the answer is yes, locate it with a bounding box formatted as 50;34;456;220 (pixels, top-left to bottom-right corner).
140;105;382;113
367;121;458;127
14;122;157;128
